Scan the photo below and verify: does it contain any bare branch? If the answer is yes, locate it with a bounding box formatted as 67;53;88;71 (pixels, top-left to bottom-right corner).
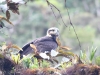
65;1;82;50
46;0;61;26
50;4;67;27
46;0;67;27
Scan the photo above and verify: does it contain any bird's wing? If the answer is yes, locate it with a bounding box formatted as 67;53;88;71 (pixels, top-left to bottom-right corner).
19;37;46;58
19;36;57;58
36;40;58;52
34;36;58;52
19;41;34;58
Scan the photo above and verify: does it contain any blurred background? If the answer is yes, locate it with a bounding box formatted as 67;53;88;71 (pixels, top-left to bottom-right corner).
0;0;100;55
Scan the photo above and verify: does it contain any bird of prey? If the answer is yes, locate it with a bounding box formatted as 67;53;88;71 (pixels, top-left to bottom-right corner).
19;27;59;58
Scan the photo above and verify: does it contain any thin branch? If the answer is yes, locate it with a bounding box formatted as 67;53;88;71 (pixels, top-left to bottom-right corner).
46;0;81;50
46;0;61;26
50;4;67;27
46;0;67;27
65;1;82;50
50;4;61;26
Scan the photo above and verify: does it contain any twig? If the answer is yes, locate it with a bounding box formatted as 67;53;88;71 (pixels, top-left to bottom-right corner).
50;4;61;26
65;0;82;50
46;0;81;50
51;4;67;27
46;0;67;27
46;0;61;26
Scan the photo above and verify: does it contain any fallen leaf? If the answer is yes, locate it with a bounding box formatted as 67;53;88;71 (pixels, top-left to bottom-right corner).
61;46;71;50
12;44;23;51
0;15;13;25
30;44;37;53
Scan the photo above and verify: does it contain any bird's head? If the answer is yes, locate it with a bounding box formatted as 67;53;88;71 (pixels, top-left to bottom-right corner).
46;27;59;37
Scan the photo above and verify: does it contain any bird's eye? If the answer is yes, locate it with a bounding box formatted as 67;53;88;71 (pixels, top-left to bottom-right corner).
52;29;55;31
48;29;55;32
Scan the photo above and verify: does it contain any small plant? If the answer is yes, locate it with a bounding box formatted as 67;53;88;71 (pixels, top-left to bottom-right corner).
80;50;87;63
95;56;100;66
29;57;39;69
11;54;20;64
21;55;50;69
61;62;72;69
21;55;33;68
80;47;97;64
40;60;50;68
89;47;97;63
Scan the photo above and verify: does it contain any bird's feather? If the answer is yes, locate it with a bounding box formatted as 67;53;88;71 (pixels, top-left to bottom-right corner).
19;36;58;58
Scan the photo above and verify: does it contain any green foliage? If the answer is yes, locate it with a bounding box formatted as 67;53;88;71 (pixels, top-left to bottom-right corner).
80;47;97;64
11;54;20;64
61;62;67;69
21;55;32;68
40;60;50;68
61;62;71;69
80;50;86;63
21;56;50;69
89;47;97;63
95;56;100;66
29;57;39;69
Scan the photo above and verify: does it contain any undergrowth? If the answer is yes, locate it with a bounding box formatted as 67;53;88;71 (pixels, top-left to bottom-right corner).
0;42;100;75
